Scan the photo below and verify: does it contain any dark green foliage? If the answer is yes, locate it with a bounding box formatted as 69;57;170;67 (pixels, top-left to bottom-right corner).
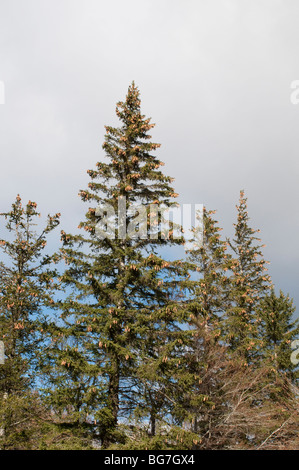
258;289;299;377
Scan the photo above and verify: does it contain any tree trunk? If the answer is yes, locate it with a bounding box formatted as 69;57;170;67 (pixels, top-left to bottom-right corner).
102;355;120;448
150;412;156;437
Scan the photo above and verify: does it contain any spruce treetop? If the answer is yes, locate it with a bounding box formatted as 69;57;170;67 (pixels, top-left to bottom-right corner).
224;190;272;362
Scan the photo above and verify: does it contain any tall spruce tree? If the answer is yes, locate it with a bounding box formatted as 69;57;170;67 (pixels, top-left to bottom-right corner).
159;207;231;443
51;82;187;447
257;289;299;378
224;190;272;363
0;195;60;448
186;207;229;333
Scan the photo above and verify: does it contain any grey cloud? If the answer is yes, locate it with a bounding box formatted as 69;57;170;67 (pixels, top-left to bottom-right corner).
0;0;298;313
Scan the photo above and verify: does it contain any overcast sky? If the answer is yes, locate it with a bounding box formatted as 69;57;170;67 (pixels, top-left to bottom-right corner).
0;0;299;314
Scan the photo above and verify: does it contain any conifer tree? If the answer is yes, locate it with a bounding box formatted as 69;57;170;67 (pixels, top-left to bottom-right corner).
158;207;230;443
52;82;186;447
119;208;231;449
224;190;272;363
257;289;299;378
0;195;60;448
186;207;229;333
